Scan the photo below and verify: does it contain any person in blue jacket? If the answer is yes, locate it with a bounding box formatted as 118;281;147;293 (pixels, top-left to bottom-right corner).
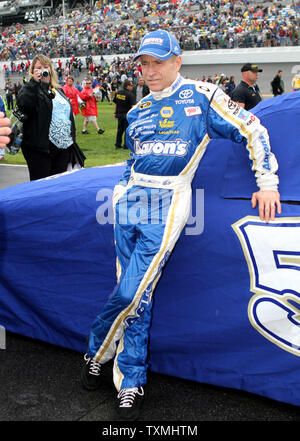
81;30;282;421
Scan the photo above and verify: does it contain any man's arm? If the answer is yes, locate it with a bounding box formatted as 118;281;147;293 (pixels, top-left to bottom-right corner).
79;88;92;102
17;79;40;114
205;85;281;222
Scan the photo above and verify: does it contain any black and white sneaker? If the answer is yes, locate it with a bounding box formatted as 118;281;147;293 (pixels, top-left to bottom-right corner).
116;386;145;421
81;353;102;391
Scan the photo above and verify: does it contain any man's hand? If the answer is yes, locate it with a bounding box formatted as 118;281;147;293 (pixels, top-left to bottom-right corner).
251;190;281;222
0;112;11;148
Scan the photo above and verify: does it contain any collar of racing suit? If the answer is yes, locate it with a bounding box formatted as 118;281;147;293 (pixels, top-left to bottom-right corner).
150;74;183;100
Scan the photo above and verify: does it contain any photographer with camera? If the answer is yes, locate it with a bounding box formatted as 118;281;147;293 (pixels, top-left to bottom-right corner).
16;54;84;181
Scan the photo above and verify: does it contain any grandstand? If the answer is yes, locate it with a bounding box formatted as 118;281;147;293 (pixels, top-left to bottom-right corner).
0;0;298;26
0;0;299;72
0;1;48;24
0;0;93;25
0;0;299;53
0;0;299;96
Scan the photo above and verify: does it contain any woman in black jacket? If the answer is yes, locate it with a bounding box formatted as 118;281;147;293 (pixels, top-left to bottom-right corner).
17;54;81;181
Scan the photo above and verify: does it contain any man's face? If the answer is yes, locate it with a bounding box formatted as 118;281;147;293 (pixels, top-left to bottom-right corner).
245;70;258;85
140;55;182;92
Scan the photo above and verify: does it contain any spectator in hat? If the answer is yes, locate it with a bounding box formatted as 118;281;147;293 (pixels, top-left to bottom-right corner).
231;63;263;110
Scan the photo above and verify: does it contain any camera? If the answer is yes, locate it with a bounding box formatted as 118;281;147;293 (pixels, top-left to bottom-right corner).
42;69;49;78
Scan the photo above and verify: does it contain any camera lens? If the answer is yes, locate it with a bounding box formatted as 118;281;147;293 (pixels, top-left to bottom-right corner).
42;70;49;78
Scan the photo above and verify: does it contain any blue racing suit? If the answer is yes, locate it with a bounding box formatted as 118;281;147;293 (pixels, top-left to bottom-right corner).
87;75;279;391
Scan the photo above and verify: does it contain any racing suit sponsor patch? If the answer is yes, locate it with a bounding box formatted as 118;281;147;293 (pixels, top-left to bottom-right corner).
175;99;195;105
139;101;152;109
259;135;271;170
143;37;163;45
134;139;188;156
184;106;202;116
237;107;250;120
159;119;174;128
227;99;239;110
160;107;173;117
179;89;193;99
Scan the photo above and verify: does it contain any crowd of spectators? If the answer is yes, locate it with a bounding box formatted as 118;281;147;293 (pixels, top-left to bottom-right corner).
0;0;299;62
1;52;237;112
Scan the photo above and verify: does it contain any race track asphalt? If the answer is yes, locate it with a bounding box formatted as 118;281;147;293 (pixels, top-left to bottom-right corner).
0;164;299;428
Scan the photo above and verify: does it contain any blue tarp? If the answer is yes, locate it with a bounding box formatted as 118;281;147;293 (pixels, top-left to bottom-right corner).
1;92;300;406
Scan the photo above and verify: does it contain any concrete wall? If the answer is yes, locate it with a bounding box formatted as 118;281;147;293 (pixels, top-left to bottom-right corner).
180;62;298;95
180;46;300;95
181;46;300;66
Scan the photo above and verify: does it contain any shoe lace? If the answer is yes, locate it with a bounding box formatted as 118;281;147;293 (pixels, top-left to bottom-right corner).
84;353;101;376
117;387;144;408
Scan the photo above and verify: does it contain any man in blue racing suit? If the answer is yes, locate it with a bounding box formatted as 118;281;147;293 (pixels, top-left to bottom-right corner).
81;30;281;420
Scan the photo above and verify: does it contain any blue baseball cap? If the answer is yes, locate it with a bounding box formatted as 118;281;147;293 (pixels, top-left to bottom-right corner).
133;30;181;61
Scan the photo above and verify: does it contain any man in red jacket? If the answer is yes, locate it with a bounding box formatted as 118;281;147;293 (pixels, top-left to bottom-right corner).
79;79;105;135
63;77;80;116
